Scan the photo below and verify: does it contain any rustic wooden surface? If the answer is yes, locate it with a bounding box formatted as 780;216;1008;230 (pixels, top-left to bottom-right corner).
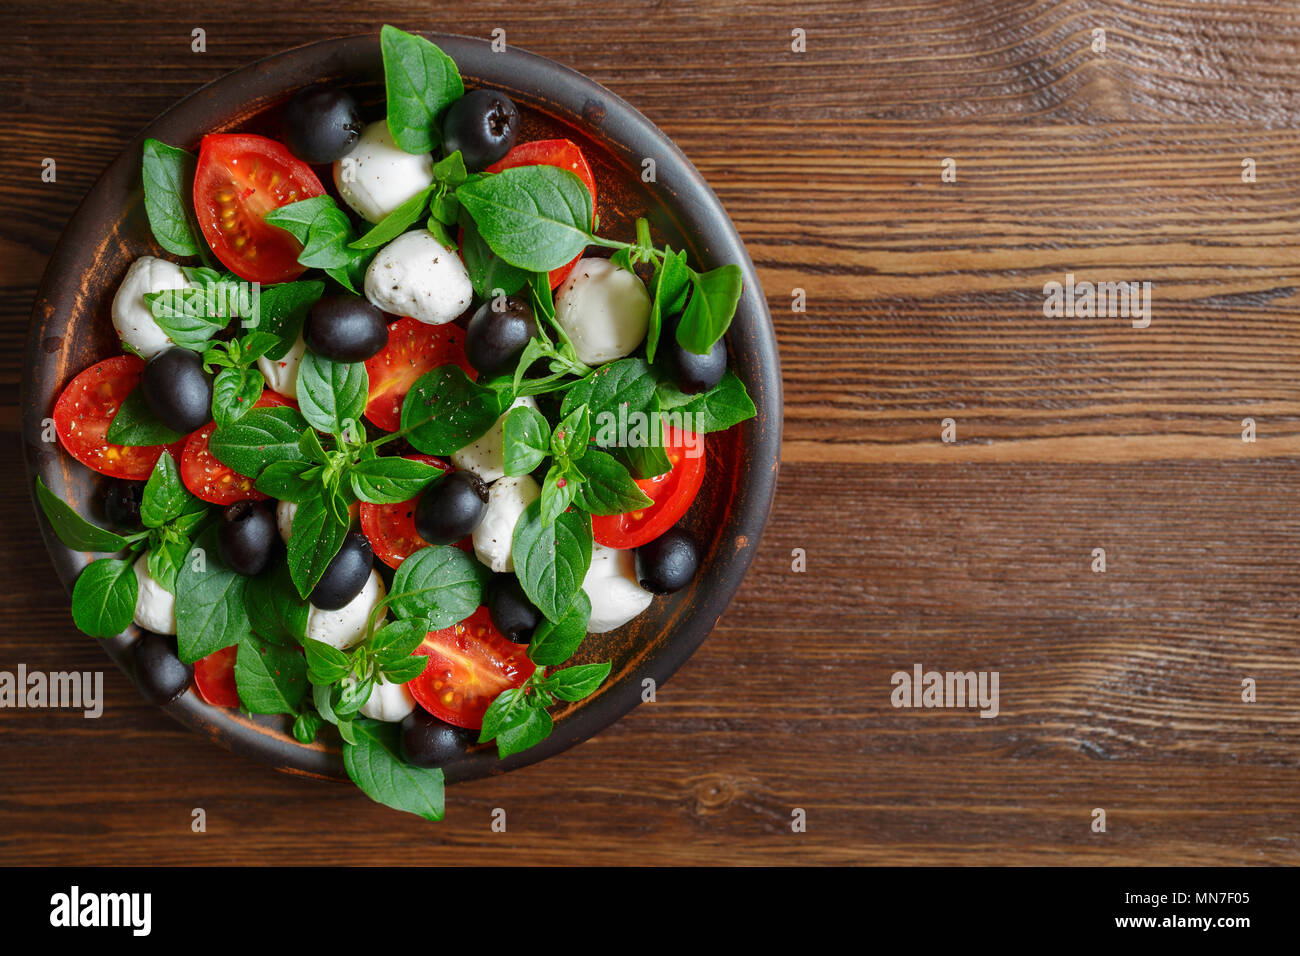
2;0;1299;865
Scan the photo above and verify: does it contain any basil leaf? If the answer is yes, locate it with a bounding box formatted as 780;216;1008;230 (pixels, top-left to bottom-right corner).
211;366;264;428
336;676;374;717
34;478;129;552
571;449;652;516
296;352;368;437
144;287;229;350
401;365;503;455
234;633;309;714
254;459;319;503
140;451;193;528
544;661;611;702
349;457;444;505
299;428;329;464
71;558;138;638
478;687;525;743
105;387;187;447
287;496;350;599
677;264;742;355
146;536;190;594
551;403;590;460
344;718;446;821
304;638;352;684
456;165;593;272
659;369;756;433
244;561;309;646
294;712;323;744
265;196;361;273
539;462;578;526
371;618;433;664
251;280;324;360
432;150;467;186
502;403;551;477
495;705;554;759
209;406;310;478
460;213;530;298
175;527;254;663
381;655;428;684
562;358;657;424
141;139;200;257
646;247;690;363
380;25;464;155
527;589;591;666
387;546;486;628
348;186;434;250
511;499;592;622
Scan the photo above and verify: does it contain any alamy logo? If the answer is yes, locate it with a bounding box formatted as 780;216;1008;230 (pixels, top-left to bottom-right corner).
890;664;1000;718
1043;272;1151;328
0;665;102;718
49;886;151;936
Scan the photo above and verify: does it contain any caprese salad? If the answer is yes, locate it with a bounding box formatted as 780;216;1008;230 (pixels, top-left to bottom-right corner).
35;26;756;820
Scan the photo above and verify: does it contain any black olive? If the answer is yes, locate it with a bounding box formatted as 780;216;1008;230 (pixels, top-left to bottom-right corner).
464;295;538;378
485;574;541;644
661;314;727;394
441;89;520;171
133;632;192;705
217;500;278;576
141;347;213;433
282;85;364;164
304;294;390;362
401;707;475;768
634;528;700;594
103;479;145;529
414;471;488;545
309;531;374;610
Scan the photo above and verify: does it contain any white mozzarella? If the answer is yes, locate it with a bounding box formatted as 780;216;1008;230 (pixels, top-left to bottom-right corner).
358;676;417;723
364;230;472;326
257;332;306;399
276;500;297;544
472;475;540;573
305;570;387;651
553;257;651;365
451;396;538;484
582;543;654;633
334;121;435;224
111;256;191;359
132;553;177;635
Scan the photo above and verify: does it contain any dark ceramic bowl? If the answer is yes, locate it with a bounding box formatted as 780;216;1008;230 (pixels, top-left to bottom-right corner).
21;33;781;784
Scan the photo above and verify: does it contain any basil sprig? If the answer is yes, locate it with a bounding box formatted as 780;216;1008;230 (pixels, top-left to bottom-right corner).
380;24;464;155
477;658;611;759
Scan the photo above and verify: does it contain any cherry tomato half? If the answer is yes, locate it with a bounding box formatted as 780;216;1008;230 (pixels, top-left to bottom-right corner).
485;139;596;288
193;645;240;708
408;607;535;730
52;355;189;480
591;427;705;549
193;133;325;284
180;390;295;505
363;317;475;432
360;454;456;569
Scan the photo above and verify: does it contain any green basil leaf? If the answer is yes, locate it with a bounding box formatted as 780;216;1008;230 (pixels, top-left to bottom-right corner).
659;369;756;434
143;287;230;350
336;676;375;717
432;150;467;186
646;247;690;363
371;618;433;664
544;661;612;702
400;365;503;456
460;212;530;298
348;186;434;250
502;403;551;477
562;357;657;424
141;139;200;257
287;495;350;599
571;449;653;516
511;499;592;622
455;165;593;272
71;558;138;638
478;686;525;743
349;457;444;504
251;280;324;360
296;352;368;438
551;403;590;460
527;589;591;666
539;462;578;527
244;561;310;646
146;536;190;594
305;637;352;684
254;459;319;503
105;387;187;447
344;718;446;821
34;477;129;552
211;366;264;428
495;704;554;759
293;712;323;744
141;452;191;529
175;527;254;663
209;406;310;478
380;655;428;684
387;545;486;628
380;25;464;155
676;264;742;355
234;633;309;714
299;428;329;464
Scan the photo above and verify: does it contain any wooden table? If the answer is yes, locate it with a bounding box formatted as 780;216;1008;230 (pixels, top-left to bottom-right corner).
1;0;1297;866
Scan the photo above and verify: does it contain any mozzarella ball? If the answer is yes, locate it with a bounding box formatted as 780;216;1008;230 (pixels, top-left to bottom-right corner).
112;256;192;359
257;332;306;399
451;395;538;484
306;569;386;651
132;553;177;635
554;257;651;365
364;230;472;326
358;675;417;722
582;543;654;633
472;475;540;573
276;500;297;544
334;120;435;224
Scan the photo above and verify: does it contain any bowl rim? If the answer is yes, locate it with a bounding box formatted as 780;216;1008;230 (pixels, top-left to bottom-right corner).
21;31;783;785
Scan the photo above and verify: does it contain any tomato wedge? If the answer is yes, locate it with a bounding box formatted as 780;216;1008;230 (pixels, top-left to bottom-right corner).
181;391;295;505
408;607;535;729
193;133;325;284
363;317;474;432
592;428;706;549
193;646;240;708
360;455;452;569
485;139;596;288
52;355;188;480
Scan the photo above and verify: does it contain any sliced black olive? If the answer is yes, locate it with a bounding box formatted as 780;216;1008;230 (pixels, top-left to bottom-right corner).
414;471;488;545
282;85;364;164
634;527;700;594
133;632;192;705
141;347;213;433
304;294;390;362
485;574;541;644
309;531;373;610
441;89;520;171
464;295;537;378
217;500;278;576
401;707;475;768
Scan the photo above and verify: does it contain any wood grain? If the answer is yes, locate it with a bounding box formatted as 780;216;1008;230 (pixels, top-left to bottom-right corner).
2;0;1299;866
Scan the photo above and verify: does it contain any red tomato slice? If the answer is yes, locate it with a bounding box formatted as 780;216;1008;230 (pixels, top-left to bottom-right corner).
193;133;325;284
52;355;188;480
408;607;535;730
360;454;453;569
486;139;596;288
180;391;295;505
592;427;706;549
193;645;240;708
363;318;474;432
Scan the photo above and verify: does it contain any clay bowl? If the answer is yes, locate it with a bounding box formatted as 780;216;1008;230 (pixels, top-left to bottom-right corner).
21;33;781;784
